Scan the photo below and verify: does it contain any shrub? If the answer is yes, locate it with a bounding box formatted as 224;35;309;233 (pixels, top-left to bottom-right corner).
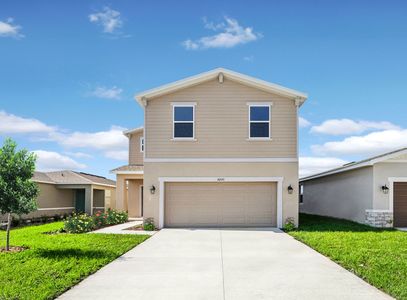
283;217;296;232
64;213;94;233
93;210;108;228
105;208;128;225
143;218;155;231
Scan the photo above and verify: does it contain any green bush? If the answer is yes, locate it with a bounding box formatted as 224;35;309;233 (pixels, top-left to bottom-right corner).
143;218;155;231
94;210;108;228
64;213;94;233
63;209;128;234
283;217;296;232
105;208;128;225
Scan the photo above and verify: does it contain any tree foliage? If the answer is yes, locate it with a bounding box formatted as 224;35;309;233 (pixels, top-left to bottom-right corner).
0;138;39;216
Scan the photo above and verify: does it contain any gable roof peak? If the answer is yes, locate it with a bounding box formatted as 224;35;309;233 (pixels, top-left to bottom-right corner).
135;68;307;107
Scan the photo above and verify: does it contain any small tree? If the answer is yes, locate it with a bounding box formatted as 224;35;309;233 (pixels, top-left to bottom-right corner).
0;138;39;251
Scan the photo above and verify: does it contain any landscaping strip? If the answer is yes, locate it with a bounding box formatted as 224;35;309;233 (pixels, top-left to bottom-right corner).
289;214;407;300
0;222;149;300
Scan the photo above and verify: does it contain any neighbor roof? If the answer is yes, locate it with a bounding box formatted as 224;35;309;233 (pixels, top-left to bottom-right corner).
135;68;308;107
123;127;143;137
301;147;407;182
33;170;116;187
110;164;144;174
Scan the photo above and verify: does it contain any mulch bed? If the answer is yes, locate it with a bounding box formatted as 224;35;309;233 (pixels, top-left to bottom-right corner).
0;246;27;253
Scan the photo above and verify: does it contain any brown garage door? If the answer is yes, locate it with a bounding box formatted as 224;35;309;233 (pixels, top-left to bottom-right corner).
164;182;276;227
394;182;407;227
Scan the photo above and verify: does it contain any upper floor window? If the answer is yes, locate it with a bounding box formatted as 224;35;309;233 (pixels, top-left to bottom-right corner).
173;104;195;139
140;137;144;152
249;104;271;139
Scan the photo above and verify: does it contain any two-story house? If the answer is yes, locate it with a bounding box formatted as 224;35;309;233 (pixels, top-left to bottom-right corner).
111;68;307;228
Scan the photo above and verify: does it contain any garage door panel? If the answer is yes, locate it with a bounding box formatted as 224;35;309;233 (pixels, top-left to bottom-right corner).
165;182;276;227
394;182;407;227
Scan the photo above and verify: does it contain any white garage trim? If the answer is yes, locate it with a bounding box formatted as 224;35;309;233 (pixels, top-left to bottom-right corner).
388;177;407;213
158;176;284;229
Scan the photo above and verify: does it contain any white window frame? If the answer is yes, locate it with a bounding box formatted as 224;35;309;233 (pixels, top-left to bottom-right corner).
172;103;196;140
248;103;272;140
140;137;144;153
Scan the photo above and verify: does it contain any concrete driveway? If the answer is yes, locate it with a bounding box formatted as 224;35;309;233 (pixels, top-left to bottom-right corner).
59;228;392;300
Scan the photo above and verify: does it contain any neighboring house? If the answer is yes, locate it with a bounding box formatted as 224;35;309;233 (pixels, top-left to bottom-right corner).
300;148;407;228
1;170;116;220
112;68;307;228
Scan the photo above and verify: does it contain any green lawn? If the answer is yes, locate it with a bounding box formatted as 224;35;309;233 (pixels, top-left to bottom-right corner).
0;222;149;300
289;214;407;300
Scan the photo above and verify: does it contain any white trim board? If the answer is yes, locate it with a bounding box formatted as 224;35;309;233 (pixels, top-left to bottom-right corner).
158;176;284;229
144;158;297;163
37;207;75;211
110;171;144;175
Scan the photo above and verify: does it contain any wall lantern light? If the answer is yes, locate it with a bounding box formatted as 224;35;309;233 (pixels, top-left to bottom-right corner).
381;184;389;194
287;185;294;194
150;185;156;195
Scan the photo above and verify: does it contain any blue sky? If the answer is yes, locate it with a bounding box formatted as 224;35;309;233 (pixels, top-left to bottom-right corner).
1;0;407;178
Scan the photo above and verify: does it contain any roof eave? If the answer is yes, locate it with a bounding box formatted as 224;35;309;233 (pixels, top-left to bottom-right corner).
134;68;308;107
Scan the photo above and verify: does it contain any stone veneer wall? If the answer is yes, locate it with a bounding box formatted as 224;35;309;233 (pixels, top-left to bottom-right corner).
365;210;393;228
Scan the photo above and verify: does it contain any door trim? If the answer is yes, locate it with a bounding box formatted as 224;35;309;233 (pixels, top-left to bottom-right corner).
388;177;407;213
158;177;284;229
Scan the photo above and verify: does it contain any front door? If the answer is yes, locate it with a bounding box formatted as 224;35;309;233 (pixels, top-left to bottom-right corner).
394;182;407;227
75;189;86;213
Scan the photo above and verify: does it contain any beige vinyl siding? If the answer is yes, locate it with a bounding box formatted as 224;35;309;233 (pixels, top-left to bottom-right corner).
145;78;297;158
164;182;277;227
129;131;144;164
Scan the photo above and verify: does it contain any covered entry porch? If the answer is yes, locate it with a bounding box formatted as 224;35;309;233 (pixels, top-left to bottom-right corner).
115;173;144;218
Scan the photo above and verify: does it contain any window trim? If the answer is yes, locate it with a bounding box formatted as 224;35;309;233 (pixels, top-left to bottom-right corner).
248;104;271;140
140;137;144;153
172;103;196;140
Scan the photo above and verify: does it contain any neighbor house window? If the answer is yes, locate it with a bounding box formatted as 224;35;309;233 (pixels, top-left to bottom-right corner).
249;104;271;138
173;104;195;139
140;137;144;152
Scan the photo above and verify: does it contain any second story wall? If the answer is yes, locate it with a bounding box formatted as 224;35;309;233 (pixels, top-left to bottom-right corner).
129;131;144;164
144;78;298;159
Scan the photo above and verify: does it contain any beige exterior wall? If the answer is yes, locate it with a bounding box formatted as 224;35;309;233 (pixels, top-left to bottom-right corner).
143;162;299;227
373;162;407;210
115;174;143;214
129;131;144;164
145;78;298;159
300;167;374;224
127;180;143;217
36;182;75;208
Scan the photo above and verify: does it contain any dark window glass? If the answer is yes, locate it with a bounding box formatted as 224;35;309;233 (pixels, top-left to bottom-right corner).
174;106;193;121
250;123;269;138
250;106;269;121
174;123;193;138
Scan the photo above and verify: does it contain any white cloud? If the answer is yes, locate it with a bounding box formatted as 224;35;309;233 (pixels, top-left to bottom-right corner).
104;150;128;160
0;111;56;134
299;117;311;128
33;150;86;172
52;125;128;152
89;7;123;33
311;119;399;135
299;156;348;178
311;129;407;156
243;55;254;62
89;86;123;100
64;152;93;159
0;18;23;38
183;17;262;50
